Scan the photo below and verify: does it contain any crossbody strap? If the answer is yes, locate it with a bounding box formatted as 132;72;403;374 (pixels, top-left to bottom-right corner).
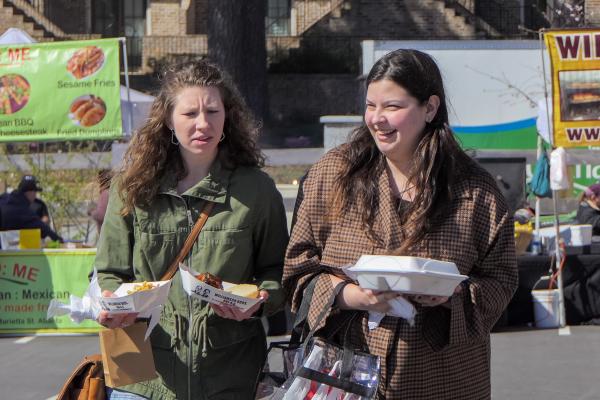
290;274;350;346
160;201;214;281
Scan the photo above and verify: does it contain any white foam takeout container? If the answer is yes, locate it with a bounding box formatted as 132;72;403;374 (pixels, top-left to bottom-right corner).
345;255;468;297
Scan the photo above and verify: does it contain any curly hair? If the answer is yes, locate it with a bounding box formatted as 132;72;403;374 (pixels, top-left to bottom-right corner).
332;49;474;253
118;60;264;214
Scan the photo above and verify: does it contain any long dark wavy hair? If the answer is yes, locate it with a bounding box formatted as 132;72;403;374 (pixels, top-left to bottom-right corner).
333;49;474;253
119;60;264;214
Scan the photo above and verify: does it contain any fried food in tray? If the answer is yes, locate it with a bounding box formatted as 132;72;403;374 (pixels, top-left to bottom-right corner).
195;272;224;289
195;272;260;299
225;284;259;299
127;281;156;295
69;95;106;127
67;46;105;79
0;74;30;114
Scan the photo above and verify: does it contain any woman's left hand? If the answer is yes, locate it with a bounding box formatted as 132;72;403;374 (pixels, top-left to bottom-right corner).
408;284;463;307
210;290;269;321
408;294;449;307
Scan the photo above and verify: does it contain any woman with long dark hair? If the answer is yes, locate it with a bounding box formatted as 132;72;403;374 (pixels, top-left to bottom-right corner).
576;183;600;234
95;60;288;399
284;49;518;399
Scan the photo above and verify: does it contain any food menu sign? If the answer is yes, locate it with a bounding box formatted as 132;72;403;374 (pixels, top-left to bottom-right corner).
0;38;122;142
545;29;600;148
0;249;100;334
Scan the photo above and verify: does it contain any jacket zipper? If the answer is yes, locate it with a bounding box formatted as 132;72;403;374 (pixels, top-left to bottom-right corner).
169;193;195;400
184;200;194;400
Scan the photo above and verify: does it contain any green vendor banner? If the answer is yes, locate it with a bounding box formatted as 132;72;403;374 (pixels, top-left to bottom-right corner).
0;38;122;142
0;249;101;334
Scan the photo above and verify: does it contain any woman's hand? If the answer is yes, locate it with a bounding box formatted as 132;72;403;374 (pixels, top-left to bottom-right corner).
211;290;269;321
97;290;138;329
408;284;463;308
407;294;449;307
330;275;401;313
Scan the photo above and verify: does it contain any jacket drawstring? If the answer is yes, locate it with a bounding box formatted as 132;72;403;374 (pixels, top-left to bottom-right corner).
191;312;209;358
174;314;180;349
201;315;208;358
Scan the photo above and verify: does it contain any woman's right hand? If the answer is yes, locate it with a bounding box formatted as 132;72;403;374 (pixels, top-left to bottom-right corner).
330;275;400;313
97;290;138;329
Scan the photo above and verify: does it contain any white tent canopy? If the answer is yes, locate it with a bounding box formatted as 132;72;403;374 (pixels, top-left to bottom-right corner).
0;28;154;136
120;85;154;134
0;27;35;44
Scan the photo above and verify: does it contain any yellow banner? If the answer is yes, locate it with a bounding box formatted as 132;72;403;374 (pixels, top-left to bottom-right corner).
545;29;600;147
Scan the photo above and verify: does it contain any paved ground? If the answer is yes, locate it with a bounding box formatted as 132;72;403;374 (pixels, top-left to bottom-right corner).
6;166;599;400
2;325;600;400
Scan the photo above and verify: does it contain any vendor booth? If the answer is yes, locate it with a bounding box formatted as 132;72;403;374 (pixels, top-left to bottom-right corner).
0;28;129;334
507;253;600;326
0;248;100;334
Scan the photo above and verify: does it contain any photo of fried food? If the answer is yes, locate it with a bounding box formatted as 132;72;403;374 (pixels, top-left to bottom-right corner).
69;95;106;127
127;281;156;295
67;46;105;79
195;272;224;289
0;74;30;114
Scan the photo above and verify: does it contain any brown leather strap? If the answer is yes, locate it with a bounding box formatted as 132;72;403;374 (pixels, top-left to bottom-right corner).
160;201;214;281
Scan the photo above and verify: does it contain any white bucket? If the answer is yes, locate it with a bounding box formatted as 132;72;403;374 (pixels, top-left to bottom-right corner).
570;224;593;246
532;289;560;328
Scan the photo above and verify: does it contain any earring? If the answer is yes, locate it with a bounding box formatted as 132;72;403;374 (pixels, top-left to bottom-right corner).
219;132;226;142
170;129;179;146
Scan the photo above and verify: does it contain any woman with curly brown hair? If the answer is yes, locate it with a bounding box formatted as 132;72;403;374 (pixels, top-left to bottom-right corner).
94;60;288;400
284;49;518;399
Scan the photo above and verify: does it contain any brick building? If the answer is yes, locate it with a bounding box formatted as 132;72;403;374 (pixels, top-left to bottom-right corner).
0;0;576;73
0;0;596;145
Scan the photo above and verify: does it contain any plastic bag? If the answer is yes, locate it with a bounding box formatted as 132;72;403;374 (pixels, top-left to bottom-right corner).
270;338;380;400
550;147;570;191
529;149;552;198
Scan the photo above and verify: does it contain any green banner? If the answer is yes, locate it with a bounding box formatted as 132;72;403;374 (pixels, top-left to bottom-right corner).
0;38;122;142
0;249;100;334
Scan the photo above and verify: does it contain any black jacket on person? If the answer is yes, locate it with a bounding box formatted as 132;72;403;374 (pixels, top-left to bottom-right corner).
31;198;49;220
576;201;600;235
0;190;63;242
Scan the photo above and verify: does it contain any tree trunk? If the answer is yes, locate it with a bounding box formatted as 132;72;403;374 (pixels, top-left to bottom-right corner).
207;0;266;121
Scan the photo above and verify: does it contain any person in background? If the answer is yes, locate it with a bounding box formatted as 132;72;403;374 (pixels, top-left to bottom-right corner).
31;197;50;224
17;175;51;224
0;174;63;242
514;203;535;225
95;60;288;399
283;49;518;399
87;169;113;234
576;183;600;235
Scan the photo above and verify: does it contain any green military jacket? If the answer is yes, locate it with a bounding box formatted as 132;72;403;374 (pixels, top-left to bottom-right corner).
95;160;289;400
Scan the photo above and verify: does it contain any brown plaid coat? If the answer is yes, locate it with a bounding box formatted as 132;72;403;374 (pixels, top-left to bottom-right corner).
283;148;518;399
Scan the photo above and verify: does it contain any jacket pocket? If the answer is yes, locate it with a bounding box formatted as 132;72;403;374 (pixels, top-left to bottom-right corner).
206;318;261;350
151;303;177;350
138;231;179;274
150;307;178;392
195;228;253;282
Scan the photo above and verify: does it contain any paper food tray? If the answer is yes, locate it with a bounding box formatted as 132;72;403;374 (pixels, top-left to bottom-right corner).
345;255;468;296
179;264;261;312
99;280;171;315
